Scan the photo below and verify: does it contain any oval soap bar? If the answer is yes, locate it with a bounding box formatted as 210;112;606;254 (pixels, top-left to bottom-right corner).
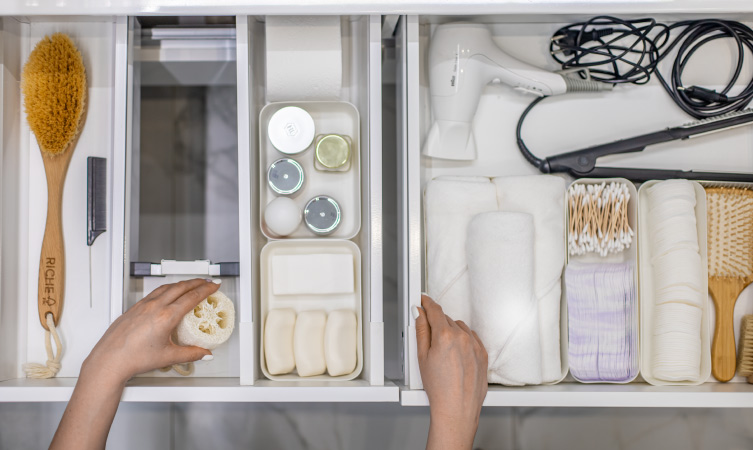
293;310;327;377
324;309;357;376
264;308;297;375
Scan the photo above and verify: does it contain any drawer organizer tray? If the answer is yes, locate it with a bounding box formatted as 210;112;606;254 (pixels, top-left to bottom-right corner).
397;12;753;407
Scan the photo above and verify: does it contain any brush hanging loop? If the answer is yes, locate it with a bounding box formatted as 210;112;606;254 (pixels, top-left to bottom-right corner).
23;313;63;379
160;362;195;376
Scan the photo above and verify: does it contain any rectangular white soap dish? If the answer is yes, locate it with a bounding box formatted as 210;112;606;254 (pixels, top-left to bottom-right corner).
259;239;363;382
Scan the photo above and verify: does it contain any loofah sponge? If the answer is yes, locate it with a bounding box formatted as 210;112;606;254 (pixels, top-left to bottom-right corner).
174;291;235;350
22;33;86;155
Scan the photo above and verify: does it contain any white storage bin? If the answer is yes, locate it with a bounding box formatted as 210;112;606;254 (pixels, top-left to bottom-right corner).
397;12;753;407
0;14;397;403
567;178;639;384
638;180;711;386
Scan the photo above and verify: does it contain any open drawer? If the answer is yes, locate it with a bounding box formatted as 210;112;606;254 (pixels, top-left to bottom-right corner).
0;14;397;402
396;12;753;407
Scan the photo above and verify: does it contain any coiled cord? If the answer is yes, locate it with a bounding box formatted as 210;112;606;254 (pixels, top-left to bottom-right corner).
550;16;753;118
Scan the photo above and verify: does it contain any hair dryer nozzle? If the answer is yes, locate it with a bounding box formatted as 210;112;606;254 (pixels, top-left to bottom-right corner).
562;75;613;93
422;120;477;161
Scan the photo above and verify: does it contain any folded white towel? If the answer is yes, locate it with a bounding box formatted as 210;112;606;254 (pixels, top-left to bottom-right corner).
424;177;498;325
493;175;566;383
467;212;543;386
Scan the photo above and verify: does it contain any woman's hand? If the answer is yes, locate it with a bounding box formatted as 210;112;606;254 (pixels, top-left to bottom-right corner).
414;294;488;450
82;278;219;384
51;279;221;450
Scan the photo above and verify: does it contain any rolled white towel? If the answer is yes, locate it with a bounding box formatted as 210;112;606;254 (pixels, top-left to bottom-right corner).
493;175;565;383
467;212;543;386
424;176;498;325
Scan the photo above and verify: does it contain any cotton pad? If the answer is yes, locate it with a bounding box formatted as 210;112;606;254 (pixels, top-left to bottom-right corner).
645;180;704;383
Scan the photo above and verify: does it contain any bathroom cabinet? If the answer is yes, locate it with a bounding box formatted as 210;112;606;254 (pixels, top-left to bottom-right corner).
0;0;752;408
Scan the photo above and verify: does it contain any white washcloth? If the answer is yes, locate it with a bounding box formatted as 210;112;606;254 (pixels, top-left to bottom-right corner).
467;212;543;386
424;177;498;325
493;175;566;383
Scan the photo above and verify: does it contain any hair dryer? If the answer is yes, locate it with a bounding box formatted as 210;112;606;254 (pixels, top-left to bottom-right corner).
424;23;611;160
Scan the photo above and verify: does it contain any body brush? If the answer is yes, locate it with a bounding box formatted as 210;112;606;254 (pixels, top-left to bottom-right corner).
22;33;86;378
706;187;753;382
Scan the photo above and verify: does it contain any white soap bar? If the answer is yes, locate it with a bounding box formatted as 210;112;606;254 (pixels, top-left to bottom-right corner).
264;309;297;375
272;254;354;296
293;310;327;377
324;309;358;376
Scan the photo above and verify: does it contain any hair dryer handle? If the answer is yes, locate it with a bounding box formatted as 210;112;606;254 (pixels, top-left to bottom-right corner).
422;120;476;160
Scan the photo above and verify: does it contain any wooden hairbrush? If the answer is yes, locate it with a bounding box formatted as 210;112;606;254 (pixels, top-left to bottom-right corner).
705;187;753;382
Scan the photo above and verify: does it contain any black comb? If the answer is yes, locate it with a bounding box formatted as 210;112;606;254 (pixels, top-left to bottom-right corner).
87;157;107;246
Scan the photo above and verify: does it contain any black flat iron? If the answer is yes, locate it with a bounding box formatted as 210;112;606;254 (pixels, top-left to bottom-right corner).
517;101;753;182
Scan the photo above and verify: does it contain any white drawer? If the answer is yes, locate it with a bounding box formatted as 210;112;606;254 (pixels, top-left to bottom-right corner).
0;14;398;402
396;12;753;407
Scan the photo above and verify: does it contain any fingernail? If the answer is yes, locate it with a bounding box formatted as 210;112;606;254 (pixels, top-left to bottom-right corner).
207;279;221;285
411;305;420;320
201;354;214;361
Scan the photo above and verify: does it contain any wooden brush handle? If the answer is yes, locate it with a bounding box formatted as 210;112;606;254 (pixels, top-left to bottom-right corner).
709;277;749;382
38;153;73;330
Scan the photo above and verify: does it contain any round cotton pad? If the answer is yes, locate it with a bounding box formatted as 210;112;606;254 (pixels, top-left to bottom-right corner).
653;248;704;292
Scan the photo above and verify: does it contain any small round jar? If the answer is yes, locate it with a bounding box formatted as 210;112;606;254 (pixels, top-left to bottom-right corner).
268;158;305;196
267;106;316;155
315;134;351;170
304;195;342;235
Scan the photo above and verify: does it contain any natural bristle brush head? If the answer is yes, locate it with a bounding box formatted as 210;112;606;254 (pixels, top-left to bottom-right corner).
739;315;753;382
706;188;753;279
22;33;86;156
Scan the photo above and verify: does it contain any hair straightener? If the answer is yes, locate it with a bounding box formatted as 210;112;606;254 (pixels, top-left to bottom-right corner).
517;99;753;182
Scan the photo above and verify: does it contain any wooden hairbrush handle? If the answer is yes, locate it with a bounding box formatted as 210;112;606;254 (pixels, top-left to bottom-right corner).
709;277;749;382
37;152;73;330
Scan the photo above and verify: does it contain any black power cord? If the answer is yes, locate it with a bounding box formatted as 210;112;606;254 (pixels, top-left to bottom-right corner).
550;16;753;119
518;16;753;173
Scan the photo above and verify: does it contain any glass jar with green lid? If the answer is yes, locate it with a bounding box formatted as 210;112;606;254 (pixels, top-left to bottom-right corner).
314;134;351;171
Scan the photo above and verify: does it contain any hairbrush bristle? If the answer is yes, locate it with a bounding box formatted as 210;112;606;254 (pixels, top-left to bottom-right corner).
738;315;753;377
21;33;86;155
706;187;753;279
